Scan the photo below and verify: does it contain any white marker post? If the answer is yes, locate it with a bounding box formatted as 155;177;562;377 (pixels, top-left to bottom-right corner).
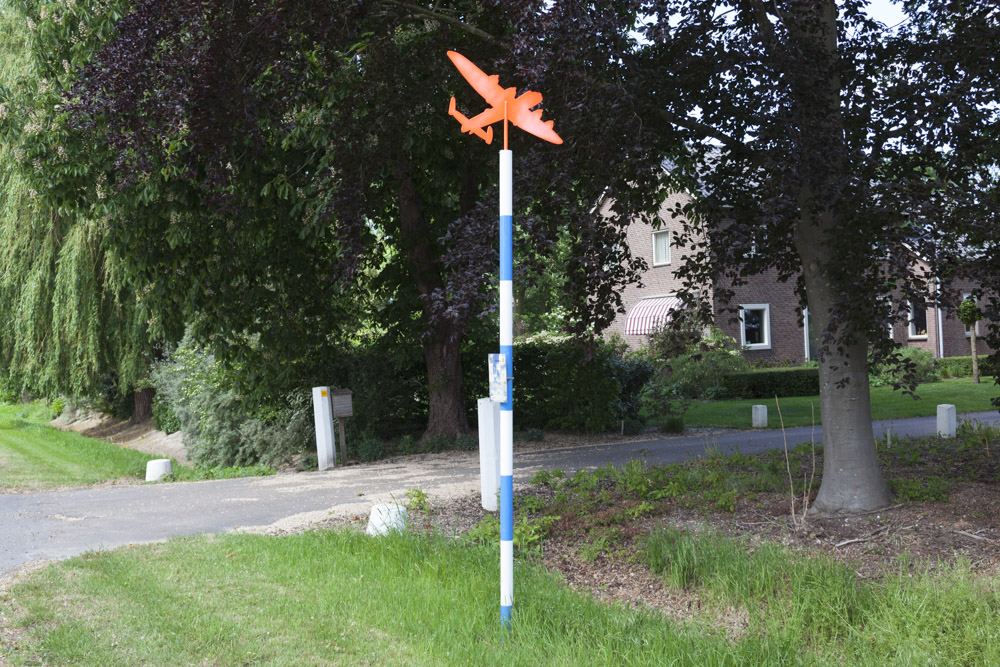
312;386;336;470
498;148;514;627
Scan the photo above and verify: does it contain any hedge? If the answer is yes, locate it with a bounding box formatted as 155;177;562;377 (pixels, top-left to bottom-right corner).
936;355;997;379
721;367;820;399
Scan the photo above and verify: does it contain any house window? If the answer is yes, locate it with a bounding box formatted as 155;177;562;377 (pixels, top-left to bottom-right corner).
740;304;771;350
962;292;980;337
652;231;670;266
908;300;928;339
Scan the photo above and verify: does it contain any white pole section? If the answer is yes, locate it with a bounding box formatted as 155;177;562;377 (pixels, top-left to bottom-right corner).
477;397;500;511
499;149;514;627
312;387;336;470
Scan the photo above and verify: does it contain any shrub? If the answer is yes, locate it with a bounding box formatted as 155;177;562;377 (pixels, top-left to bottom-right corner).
869;348;941;388
645;326;748;400
660;415;685;434
522;427;545;442
454;434;477;451
152;393;180;434
421;433;451;454
152;334;312;467
350;435;386;462
937;355;998;379
465;335;654;432
721;367;820;399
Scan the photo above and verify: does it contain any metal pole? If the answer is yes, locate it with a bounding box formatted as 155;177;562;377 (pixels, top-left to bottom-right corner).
499;148;514;627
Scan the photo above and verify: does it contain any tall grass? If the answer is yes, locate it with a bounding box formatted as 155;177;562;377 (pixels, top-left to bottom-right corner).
6;530;793;665
646;528;1000;664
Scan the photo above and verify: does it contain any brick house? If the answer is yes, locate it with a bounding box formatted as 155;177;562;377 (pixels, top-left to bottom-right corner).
605;192;991;363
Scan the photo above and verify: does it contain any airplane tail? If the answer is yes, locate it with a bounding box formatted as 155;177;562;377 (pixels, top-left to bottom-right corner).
448;97;493;145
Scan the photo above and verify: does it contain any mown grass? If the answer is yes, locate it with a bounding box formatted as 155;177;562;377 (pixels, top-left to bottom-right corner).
0;402;275;492
683;376;998;429
646;528;1000;664
3;531;781;666
0;403;157;492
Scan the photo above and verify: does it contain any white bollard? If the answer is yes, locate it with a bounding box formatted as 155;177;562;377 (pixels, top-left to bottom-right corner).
752;405;768;428
312;387;336;470
145;459;172;482
937;404;957;438
477;398;501;511
366;503;407;536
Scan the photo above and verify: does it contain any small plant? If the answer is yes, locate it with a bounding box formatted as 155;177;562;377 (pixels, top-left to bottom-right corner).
514;515;560;550
889;476;949;502
404;488;431;513
522;427;545;442
660;415;684;434
463;514;500;545
579;527;624;562
625;500;655;520
530;468;565;487
453;434;477;451
517;495;546;514
49;396;67;419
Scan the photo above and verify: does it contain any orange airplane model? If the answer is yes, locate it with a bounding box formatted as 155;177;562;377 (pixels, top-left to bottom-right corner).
447;51;562;147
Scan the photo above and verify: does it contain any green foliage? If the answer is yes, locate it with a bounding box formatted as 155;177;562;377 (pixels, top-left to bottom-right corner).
453;434;476;451
49;396;65;419
660;415;685;433
151;393;180;434
350;435;386;463
721;367;821;398
530;469;565;487
870;348;941;388
463;513;561;552
937;355;997;379
889;476;950;502
420;433;450;454
464;336;653;433
957;297;982;328
521;427;545;442
404;488;430;513
163;465;276;482
152;334;312;467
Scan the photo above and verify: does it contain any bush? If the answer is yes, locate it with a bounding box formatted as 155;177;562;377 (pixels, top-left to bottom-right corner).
454;434;477;451
645;326;749;400
465;335;654;432
152;334;313;467
869;348;941;388
721;367;820;399
350;435;386;462
152;393;180;434
937;355;998;379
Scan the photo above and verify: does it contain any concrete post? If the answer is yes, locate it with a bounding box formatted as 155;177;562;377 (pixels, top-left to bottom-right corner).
312;387;336;470
752;404;768;428
937;404;957;438
477;398;501;511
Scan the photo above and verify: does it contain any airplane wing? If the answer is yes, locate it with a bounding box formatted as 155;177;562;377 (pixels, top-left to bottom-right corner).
510;92;563;145
447;51;505;107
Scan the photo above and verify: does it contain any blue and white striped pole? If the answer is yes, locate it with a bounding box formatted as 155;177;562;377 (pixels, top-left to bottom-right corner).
499;148;514;627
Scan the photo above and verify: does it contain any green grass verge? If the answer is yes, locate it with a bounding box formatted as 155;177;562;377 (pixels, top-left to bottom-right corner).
683;376;998;429
4;531;779;666
0;402;276;492
0;403;158;492
646;528;1000;664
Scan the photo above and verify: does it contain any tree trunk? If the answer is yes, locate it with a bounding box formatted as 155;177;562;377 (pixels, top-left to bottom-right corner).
423;335;469;438
971;327;980;384
397;167;470;439
787;0;891;513
130;387;155;424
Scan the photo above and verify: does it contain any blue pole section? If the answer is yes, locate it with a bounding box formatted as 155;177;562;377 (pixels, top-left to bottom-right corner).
499;149;513;627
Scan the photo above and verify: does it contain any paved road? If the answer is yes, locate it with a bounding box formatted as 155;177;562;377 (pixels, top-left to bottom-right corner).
3;410;998;578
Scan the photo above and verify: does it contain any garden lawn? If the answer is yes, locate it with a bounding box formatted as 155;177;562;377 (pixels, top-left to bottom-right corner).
0;403;156;492
684;376;999;429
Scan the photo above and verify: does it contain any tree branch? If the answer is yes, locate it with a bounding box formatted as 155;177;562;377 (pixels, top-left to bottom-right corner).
385;1;500;45
652;106;756;157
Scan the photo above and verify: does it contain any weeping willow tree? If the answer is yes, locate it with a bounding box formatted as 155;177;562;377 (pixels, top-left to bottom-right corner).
0;4;160;418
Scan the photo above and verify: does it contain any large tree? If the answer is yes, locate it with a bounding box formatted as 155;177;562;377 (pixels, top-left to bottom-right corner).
632;0;999;512
44;0;661;437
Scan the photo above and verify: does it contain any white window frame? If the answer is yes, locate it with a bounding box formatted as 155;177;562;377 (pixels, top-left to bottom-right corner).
962;292;980;337
651;230;671;267
908;300;928;340
740;303;771;350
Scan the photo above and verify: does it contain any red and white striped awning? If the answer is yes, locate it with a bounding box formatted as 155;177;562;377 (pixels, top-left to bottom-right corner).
625;296;682;335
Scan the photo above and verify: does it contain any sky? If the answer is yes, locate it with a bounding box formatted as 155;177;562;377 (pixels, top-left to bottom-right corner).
864;0;908;27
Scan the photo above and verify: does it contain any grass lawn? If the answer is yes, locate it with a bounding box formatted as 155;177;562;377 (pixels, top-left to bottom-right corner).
2;527;998;665
684;376;999;429
0;403;158;492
